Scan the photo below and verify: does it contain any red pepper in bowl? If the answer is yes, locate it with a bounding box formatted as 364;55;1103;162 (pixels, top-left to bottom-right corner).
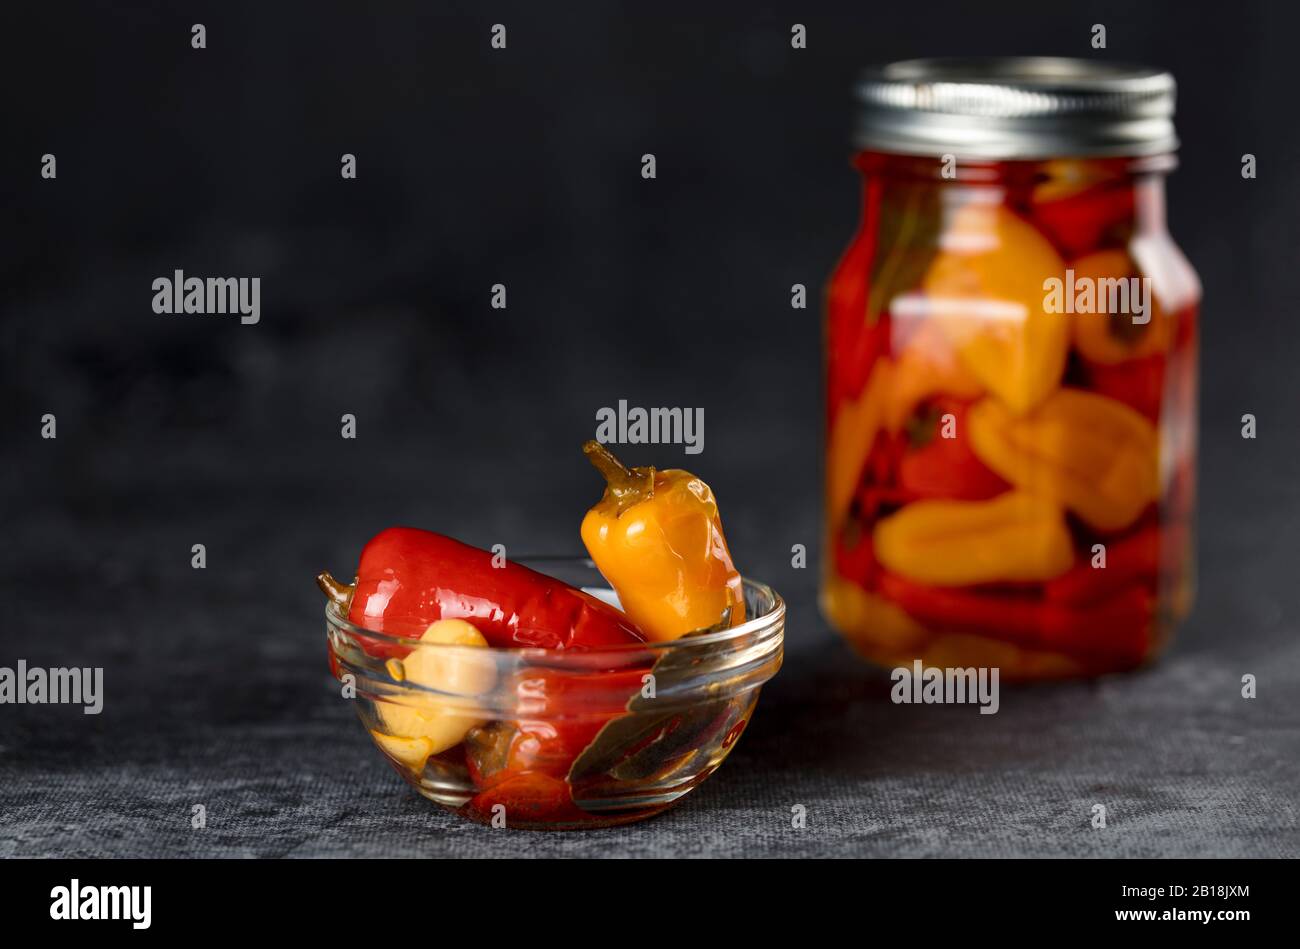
465;665;647;783
318;527;645;652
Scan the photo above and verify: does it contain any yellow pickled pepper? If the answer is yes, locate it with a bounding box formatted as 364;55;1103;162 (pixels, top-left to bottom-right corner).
922;202;1071;415
967;388;1159;532
873;490;1074;586
1069;249;1172;364
580;441;745;642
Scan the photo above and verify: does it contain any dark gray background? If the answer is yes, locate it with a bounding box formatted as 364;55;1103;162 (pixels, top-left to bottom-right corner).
2;1;1297;857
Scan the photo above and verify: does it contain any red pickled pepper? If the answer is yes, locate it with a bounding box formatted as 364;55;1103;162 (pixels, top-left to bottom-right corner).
464;772;591;826
1029;172;1136;258
1044;521;1179;605
827;173;888;424
473;666;649;779
462;664;656;824
896;398;1009;501
1084;353;1167;422
876;572;1153;669
343;527;645;649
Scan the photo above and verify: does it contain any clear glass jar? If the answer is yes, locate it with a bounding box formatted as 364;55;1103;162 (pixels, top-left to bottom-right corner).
822;60;1199;680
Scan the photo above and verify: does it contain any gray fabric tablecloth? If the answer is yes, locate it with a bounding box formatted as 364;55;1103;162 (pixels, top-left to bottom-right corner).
3;436;1297;858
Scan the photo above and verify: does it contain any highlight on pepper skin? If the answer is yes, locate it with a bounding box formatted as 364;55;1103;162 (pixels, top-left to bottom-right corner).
317;444;775;830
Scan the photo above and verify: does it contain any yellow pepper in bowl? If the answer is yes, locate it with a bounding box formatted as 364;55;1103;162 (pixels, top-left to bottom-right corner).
580;441;745;642
370;618;495;771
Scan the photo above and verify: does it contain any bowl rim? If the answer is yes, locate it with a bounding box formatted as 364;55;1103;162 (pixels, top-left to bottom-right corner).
324;556;785;655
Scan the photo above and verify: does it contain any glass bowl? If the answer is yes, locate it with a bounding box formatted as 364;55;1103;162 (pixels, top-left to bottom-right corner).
324;557;784;830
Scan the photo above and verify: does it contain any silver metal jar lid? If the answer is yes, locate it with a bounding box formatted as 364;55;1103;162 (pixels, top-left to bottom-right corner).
854;57;1178;159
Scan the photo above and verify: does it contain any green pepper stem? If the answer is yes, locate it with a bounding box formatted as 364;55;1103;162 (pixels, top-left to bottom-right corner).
583;440;654;509
316;571;355;609
584;440;633;485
